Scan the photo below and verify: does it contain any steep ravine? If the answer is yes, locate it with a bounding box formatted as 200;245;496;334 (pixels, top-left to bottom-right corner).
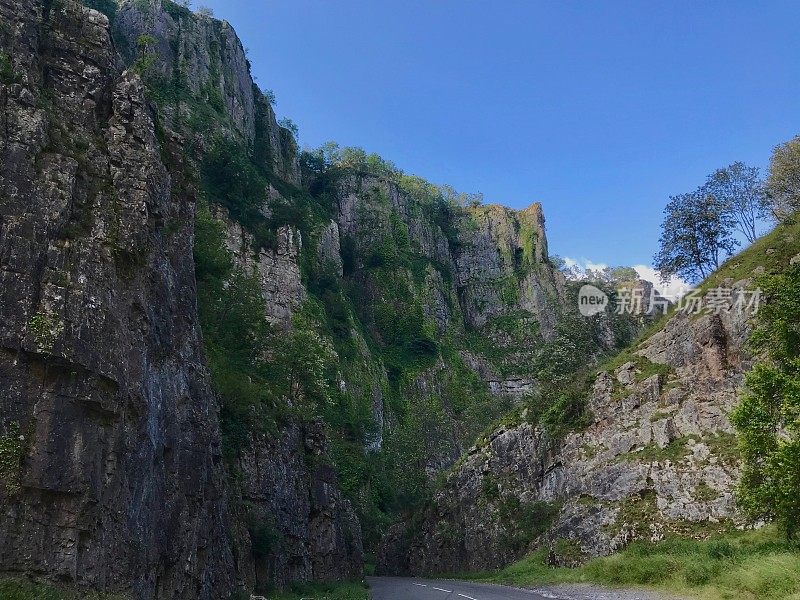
1;0;653;597
377;222;800;576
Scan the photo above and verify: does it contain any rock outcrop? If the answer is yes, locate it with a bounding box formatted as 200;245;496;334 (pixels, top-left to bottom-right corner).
112;0;299;183
378;299;752;575
236;422;363;590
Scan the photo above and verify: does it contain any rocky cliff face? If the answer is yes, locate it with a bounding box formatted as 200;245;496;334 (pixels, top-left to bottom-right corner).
0;1;234;597
112;0;299;182
235;422;364;589
0;0;362;596
377;287;756;575
0;0;651;595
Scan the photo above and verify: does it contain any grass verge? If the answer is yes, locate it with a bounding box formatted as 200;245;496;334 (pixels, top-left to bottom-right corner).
267;581;370;599
0;577;369;600
465;526;800;600
0;577;125;600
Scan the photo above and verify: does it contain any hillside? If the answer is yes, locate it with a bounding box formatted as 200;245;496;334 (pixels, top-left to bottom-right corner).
377;215;800;576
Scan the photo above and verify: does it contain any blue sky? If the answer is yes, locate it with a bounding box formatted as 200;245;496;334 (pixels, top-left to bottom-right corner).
200;0;800;271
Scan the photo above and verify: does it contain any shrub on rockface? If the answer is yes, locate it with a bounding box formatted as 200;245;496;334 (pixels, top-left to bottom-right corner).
202;137;268;223
194;205;340;458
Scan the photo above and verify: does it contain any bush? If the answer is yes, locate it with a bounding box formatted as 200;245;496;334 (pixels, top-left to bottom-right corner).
248;516;283;559
0;52;17;84
585;554;678;585
202;137;268;222
708;539;736;559
732;265;800;540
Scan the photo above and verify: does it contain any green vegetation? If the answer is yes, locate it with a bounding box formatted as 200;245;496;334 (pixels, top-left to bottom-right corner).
732;263;800;540
28;312;63;351
0;422;24;495
617;437;695;464
468;526;800;600
194;202;345;459
81;0;117;21
0;577;366;600
278;117;299;138
766;135;800;219
496;498;561;553
131;34;158;76
654;190;739;283
0;51;18;84
698;213;800;292
653;160;770;282
265;581;369;600
705;162;769;243
0;578;125;600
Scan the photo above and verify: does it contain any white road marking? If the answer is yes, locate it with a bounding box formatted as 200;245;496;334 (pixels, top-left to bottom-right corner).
410;581;478;598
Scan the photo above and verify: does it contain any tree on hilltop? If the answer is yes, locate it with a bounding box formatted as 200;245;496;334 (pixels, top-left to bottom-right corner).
766;135;800;220
654;190;739;283
704;161;768;243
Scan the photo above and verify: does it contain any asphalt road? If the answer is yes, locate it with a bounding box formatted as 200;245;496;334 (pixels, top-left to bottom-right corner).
367;577;559;600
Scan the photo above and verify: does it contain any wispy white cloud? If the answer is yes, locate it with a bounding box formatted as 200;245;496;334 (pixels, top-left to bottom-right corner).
634;265;690;300
562;257;608;276
562;257;691;300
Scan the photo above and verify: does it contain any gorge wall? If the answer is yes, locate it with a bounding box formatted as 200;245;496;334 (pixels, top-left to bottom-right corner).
0;0;234;597
376;247;800;576
1;0;655;597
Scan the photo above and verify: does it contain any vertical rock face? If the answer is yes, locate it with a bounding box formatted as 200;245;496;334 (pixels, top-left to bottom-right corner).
454;202;561;335
237;423;364;590
0;1;233;597
112;0;300;184
215;208;306;328
0;0;649;594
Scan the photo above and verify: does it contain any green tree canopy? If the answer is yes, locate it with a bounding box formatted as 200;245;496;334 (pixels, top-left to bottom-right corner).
731;264;800;539
766;135;800;220
704;161;768;243
654;190;739;283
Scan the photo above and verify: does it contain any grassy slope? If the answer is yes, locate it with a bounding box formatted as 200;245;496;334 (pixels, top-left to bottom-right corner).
266;581;370;599
462;218;800;599
468;526;800;600
699;214;800;290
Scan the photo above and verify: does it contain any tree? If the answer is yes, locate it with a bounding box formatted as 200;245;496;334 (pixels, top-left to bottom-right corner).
584;265;639;284
197;5;214;18
704;161;768;243
731;265;800;540
132;34;157;75
261;88;276;105
766;135;800;220
202;137;267;220
278;117;299;139
654;190;739;283
608;266;639;282
273;328;337;418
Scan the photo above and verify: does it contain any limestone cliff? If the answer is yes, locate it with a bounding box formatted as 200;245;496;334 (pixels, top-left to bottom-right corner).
0;1;233;597
0;0;649;595
0;0;361;596
376;232;800;576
